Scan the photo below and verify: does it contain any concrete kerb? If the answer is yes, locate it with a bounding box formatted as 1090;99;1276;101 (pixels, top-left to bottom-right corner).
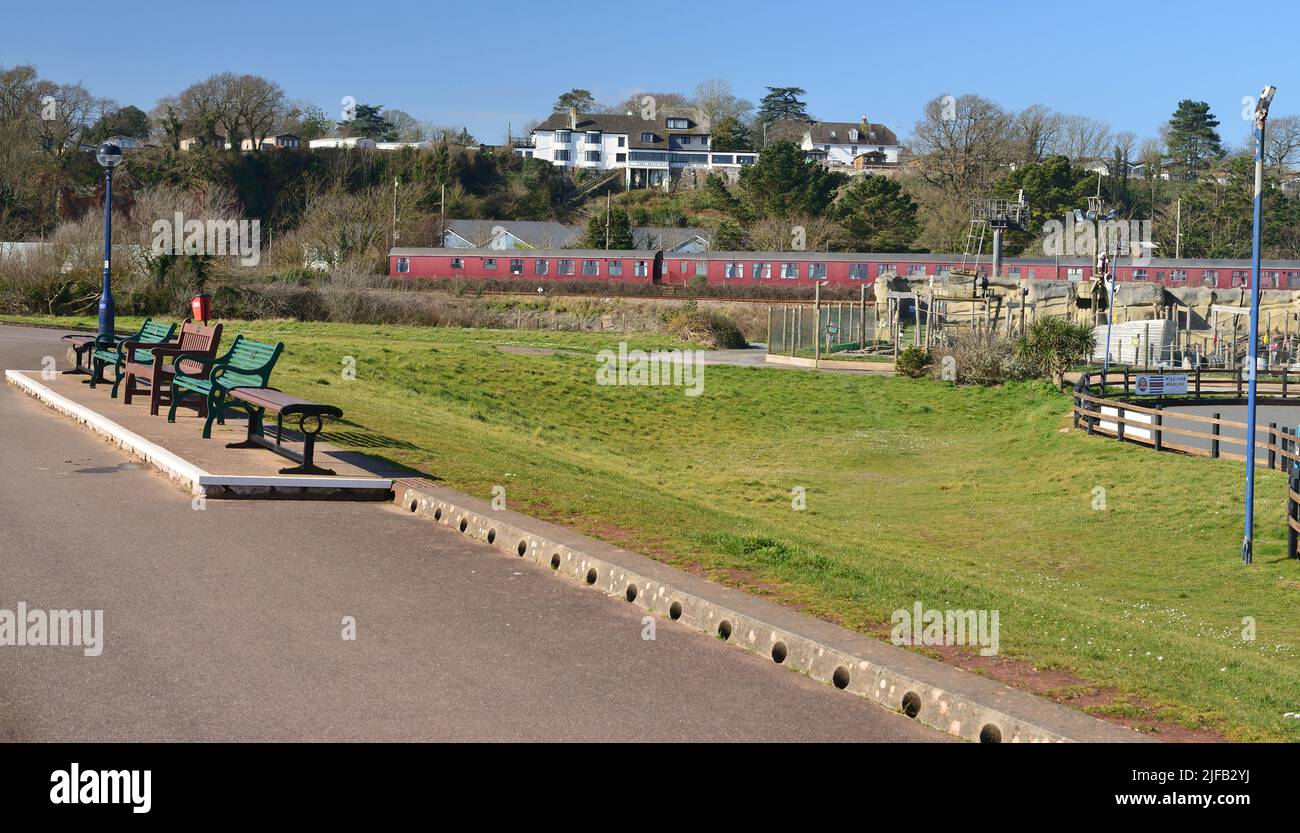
393;478;1151;744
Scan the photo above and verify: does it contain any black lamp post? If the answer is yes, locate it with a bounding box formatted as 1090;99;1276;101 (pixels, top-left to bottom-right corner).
95;142;123;338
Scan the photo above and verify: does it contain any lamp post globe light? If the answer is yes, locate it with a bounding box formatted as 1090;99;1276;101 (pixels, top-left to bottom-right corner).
95;142;124;339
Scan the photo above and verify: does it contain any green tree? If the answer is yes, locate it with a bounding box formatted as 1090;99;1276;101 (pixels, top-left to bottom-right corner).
554;88;595;113
342;103;397;141
1166;100;1224;181
699;173;745;218
711;220;747;250
710;114;753;151
994;154;1093;255
832;175;920;251
757;87;810;125
738;140;843;218
85;105;151;143
583;205;633;249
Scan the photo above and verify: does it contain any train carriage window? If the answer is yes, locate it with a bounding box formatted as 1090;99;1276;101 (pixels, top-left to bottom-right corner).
396;257;410;274
1133;269;1148;281
608;260;622;277
559;259;575;276
482;258;497;270
1289;272;1300;289
680;261;690;275
1066;267;1083;281
751;262;771;279
809;263;827;279
582;260;600;276
509;259;524;275
1170;269;1186;283
877;263;894;276
724;262;741;279
849;264;868;280
1155;271;1165;282
695;261;708;277
906;264;925;276
633;260;648;277
781;262;800;279
1202;270;1217;287
1027;269;1035;279
1006;267;1020;278
1232;270;1247;287
535;259;549;276
451;258;464;269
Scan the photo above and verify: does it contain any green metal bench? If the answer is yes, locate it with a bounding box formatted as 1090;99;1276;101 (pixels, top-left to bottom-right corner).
168;335;285;439
88;318;178;397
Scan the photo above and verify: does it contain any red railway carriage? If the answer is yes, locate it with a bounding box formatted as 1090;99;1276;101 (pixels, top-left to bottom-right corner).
389;248;663;284
389;247;1300;291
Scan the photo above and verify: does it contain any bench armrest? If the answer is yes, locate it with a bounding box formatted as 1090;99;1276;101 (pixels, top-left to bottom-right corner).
171;352;223;380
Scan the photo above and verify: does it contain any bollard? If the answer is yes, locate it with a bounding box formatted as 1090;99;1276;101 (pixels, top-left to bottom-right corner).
1269;422;1277;470
1211;413;1221;459
1154;406;1163;452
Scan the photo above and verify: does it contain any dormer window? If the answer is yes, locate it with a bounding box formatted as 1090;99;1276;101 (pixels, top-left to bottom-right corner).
666;117;689;129
849;129;859;142
640;131;656;143
829;130;837;140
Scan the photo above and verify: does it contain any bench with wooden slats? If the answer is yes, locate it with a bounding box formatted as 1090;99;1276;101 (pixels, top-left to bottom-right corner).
86;319;178;394
224;387;343;476
168;335;284;439
122;321;223;416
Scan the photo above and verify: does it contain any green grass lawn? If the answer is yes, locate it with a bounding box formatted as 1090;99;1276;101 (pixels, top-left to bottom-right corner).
11;313;1300;740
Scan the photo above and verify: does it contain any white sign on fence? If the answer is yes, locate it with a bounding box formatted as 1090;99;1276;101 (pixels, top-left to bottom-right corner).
1134;374;1188;396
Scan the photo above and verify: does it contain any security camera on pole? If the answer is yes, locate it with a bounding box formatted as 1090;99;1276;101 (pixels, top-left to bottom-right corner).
1242;84;1277;566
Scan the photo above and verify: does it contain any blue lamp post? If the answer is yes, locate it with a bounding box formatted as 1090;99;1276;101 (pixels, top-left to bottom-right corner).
1242;84;1277;566
95;142;123;339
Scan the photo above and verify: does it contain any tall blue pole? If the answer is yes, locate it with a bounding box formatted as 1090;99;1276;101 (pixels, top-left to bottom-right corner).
97;166;115;339
1242;89;1273;565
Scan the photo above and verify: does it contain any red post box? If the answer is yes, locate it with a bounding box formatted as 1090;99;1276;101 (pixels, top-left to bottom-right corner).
190;293;211;324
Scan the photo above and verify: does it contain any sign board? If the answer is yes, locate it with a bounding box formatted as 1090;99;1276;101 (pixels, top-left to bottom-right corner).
1134;374;1188;396
825;324;839;336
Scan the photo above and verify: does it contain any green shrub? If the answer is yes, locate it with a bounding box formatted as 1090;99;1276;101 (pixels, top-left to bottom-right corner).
896;346;933;378
1016;316;1096;386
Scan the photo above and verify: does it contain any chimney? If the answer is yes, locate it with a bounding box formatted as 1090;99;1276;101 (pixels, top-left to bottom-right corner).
569;107;577;130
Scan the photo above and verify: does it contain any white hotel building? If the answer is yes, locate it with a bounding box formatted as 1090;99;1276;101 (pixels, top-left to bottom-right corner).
514;107;757;189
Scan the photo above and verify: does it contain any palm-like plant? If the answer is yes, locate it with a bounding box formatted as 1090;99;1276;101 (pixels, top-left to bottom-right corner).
1016;316;1096;387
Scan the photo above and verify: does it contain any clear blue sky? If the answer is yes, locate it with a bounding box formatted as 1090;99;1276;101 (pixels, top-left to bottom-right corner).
5;0;1296;146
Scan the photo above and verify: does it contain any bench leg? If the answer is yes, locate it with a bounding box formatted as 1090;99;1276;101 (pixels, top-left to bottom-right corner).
109;362;125;398
122;372;136;405
278;421;335;476
167;387;188;423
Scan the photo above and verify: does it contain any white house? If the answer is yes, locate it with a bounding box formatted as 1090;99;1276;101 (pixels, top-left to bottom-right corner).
769;116;904;167
308;137;377;150
515;107;757;189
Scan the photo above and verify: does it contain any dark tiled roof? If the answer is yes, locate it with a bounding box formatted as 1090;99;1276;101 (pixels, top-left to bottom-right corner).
807;121;899;146
533;107;708;150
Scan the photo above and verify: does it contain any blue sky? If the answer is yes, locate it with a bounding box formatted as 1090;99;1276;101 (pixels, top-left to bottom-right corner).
4;0;1296;146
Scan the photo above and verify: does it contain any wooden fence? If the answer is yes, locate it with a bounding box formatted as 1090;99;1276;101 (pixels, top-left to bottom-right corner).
1072;368;1300;558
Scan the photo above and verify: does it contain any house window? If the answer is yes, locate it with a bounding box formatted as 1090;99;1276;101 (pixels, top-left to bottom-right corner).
554;149;570;161
809;263;827;279
1133;268;1148;281
582;259;600;276
510;259;523;275
711;154;733;165
396;257;410;274
641;132;655;143
482;258;496;270
584;150;600;162
608;260;622;276
535;259;549;276
849;264;868;280
849;129;859;142
666;117;688;129
617;136;625;147
559;259;575;276
451;258;464;269
633;260;648;277
615;153;626;163
878;263;894;276
782;262;800;279
586;131;600;144
724;262;742;278
554;130;570;144
737;155;755;165
751;262;771;279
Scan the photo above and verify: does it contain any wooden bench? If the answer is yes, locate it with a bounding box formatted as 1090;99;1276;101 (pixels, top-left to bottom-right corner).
225;388;343;476
168;335;284;439
121;321;223;416
88;319;178;396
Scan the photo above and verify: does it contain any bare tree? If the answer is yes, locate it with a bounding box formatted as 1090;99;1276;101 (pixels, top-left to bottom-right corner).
175;73;237;146
910;94;1013;195
1262;114;1300;174
1010;104;1061;165
692;79;753;127
1052;114;1112;164
227;74;285;149
32;81;95;156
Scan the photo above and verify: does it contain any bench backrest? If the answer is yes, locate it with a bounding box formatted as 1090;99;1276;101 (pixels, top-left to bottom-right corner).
219;335;284;388
175;322;224;376
139;320;176;343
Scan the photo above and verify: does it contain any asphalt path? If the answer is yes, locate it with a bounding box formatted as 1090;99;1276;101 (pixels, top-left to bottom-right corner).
0;324;942;742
